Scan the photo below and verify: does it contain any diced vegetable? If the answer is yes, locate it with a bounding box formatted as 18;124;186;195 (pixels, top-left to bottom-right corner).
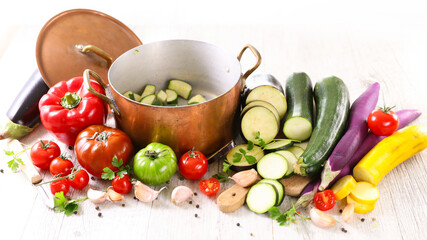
165;89;178;105
257;153;288;179
259;179;285;206
263;139;294;152
246;183;278;214
319;82;380;191
294;76;350;177
140;94;161;105
349;181;379;205
245;85;287;119
241;106;279;145
346;195;375;214
123;91;141;101
283;72;314;141
226;144;264;172
275;150;298;177
293;141;308;150
168;80;192;100
141;84;156;98
321;109;421;190
156;90;168;105
353;125;427;185
188;94;206;105
241;100;281;123
330;175;357;201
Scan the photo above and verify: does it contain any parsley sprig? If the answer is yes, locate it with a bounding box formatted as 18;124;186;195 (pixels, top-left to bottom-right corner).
54;191;87;216
268;203;310;226
4;148;29;172
212;161;232;182
101;157;131;180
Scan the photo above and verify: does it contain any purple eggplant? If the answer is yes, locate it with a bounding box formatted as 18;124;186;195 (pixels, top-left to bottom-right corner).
295;179;320;208
318;82;380;191
322;109;421;190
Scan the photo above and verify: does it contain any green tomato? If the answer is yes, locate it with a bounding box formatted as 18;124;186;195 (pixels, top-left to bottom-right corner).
133;142;177;186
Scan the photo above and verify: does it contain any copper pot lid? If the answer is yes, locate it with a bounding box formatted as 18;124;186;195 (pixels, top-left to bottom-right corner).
36;9;142;87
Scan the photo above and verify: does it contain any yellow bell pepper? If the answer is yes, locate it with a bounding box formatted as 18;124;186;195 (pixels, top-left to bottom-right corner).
353;125;427;185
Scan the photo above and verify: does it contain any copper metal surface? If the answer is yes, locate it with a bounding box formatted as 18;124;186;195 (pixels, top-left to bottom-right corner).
36;9;141;87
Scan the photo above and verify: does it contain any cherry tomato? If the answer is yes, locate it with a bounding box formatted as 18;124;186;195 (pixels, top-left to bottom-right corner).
69;169;90;190
112;174;132;194
314;190;336;211
30;140;61;169
199;178;220;196
367;107;399;136
50;178;70;195
179;148;208;180
49;155;74;177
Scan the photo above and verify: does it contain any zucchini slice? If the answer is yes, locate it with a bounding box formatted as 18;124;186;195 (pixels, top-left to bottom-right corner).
245;85;287;120
264;139;294;152
257;153;289;179
168;79;192;100
275;150;298;177
286;146;304;158
259;179;285;206
141;84;156;98
246;183;278;214
165;89;178;105
140;94;161;106
123;91;141;101
241;106;279;145
293;141;308;150
188;94;207;105
226;144;264;172
156;90;167;105
241;100;280;124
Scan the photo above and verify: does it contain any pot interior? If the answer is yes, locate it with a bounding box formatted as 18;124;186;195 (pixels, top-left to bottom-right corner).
109;40;242;104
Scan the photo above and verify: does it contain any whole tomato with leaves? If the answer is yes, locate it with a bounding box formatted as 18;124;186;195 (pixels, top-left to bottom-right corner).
74;125;134;178
179;148;208;180
112;174;132;194
367;106;399;136
30;140;61;169
38;76;107;146
49;155;74;177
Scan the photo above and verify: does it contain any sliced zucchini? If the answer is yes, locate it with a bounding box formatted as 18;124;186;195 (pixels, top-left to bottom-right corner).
283;117;313;142
226;144;264;172
140;94;161;106
257;153;288;179
165;89;178;105
287;146;304;158
156;90;167;105
241;106;279;145
141;84;156;98
294;141;309;150
259;179;285;206
245;85;287;120
246;183;278;214
241;100;280;124
275;150;298;177
188;94;207;105
168;79;192;100
123;91;141;101
263;139;294;152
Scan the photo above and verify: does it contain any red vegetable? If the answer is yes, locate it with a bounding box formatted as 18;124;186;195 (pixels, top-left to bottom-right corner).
49;155;74;177
179;148;208;180
69;169;90;190
199;178;220;196
50;178;70;195
112;174;132;194
38;77;107;146
30;140;61;169
314;190;336;211
367;107;399;136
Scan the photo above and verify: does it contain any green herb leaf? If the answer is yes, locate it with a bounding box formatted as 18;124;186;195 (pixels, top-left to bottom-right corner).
255;131;266;148
232;152;243;163
4;150;14;156
54;192;67;213
268;206;282;220
247;141;254;151
101;167;115;180
64;203;79;216
7;159;19;172
223;161;232;173
112;157;123;168
245;155;257;165
238;148;247;155
212;173;230;182
269;203;310;226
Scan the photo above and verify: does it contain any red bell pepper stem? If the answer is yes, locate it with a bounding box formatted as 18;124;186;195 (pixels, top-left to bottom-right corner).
61;92;81;109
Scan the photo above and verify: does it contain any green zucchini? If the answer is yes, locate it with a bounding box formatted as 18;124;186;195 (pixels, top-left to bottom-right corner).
168;80;192;100
246;183;278;214
140;94;161;106
283;72;314;141
294;76;350;177
258;179;285;206
123;91;140;101
156;90;167;105
165;89;178;105
188;94;206;105
141;84;156;98
263;139;294;152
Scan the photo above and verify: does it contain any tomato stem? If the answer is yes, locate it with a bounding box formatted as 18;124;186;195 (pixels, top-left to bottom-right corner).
144;149;167;159
39;140;53;150
35;169;79;186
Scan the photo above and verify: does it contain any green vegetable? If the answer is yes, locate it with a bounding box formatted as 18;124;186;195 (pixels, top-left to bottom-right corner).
168;80;192;100
54;191;87;216
4;149;25;172
188;94;206;105
141;84;156;98
268;203;310;226
133;143;177;186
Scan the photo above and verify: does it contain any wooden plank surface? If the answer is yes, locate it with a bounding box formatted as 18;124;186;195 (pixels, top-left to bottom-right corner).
0;23;426;240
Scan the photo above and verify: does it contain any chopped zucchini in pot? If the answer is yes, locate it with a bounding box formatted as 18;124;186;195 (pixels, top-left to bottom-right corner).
157;90;167;105
165;89;178;105
141;84;156;98
168;79;192;100
188;94;206;105
140;94;161;105
123;91;141;101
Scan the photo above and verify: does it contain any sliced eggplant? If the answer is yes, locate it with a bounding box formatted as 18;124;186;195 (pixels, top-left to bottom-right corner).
168;79;192;100
257;153;289;180
259;179;285;206
275;150;298;177
241;106;279;145
241;100;280;124
246;182;278;214
188;94;206;105
263;139;294;152
245;85;287;120
141;84;156;98
226;144;264;171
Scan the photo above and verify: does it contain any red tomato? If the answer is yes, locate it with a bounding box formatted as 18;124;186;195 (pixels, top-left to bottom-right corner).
50;178;70;195
112;174;132;194
69;169;90;190
49;155;74;177
199;178;220;196
179;149;208;180
367;108;399;136
314;190;336;211
30;140;61;169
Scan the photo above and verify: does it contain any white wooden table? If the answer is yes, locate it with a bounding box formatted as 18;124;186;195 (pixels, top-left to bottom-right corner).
1;14;427;240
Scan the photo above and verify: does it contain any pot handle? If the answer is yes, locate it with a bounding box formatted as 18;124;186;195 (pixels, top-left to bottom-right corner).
76;44;113;67
237;44;262;91
83;69;121;117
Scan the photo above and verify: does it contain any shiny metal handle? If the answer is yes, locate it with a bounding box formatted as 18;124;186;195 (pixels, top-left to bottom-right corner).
83;69;121;117
237;44;262;91
76;44;113;67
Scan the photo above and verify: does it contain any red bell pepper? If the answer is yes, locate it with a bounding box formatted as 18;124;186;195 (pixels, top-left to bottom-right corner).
39;77;107;146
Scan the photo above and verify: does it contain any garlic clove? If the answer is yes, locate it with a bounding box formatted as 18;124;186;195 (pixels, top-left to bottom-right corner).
107;187;124;202
87;188;108;204
171;186;193;205
134;181;166;202
341;202;355;223
310;208;336;228
231;169;259;187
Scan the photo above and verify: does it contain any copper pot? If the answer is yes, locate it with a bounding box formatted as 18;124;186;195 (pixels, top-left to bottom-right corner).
84;40;261;157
